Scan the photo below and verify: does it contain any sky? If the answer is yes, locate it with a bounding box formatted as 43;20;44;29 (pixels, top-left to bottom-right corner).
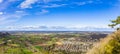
0;0;120;31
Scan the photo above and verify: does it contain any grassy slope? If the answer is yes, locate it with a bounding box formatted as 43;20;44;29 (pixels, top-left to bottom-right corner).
87;30;120;54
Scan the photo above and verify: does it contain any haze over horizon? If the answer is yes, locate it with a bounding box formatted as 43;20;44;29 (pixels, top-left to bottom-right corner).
0;0;120;31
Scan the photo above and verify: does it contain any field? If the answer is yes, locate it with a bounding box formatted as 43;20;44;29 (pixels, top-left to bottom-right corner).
0;31;111;54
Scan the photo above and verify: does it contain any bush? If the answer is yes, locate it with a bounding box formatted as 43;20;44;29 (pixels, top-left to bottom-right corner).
87;30;120;54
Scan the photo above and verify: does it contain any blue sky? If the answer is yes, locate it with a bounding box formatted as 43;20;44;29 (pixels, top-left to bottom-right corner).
0;0;120;31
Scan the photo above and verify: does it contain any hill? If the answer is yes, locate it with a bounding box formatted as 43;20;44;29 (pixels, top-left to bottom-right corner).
87;30;120;54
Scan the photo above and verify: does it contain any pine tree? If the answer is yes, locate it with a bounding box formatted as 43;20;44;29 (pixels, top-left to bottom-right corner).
108;16;120;30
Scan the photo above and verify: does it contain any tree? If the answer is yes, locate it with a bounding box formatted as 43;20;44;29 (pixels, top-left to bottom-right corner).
108;16;120;30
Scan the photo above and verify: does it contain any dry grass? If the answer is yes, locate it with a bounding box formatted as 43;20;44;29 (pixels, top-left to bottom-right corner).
86;30;120;54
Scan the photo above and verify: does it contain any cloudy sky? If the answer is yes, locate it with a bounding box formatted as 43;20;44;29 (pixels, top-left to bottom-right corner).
0;0;120;31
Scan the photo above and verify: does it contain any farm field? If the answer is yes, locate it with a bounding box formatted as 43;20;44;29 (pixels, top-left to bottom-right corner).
0;31;110;54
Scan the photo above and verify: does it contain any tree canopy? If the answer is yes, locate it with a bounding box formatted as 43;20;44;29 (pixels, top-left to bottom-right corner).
109;16;120;29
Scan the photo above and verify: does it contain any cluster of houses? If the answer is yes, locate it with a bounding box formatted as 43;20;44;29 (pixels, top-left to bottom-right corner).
53;37;98;54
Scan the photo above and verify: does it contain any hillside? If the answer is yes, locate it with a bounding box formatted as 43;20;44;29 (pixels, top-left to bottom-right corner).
87;30;120;54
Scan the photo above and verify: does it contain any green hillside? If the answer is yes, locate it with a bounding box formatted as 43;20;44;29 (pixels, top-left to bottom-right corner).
87;16;120;54
87;30;120;54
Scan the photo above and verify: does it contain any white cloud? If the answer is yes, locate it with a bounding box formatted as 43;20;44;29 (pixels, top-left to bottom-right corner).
87;0;93;3
0;11;28;25
1;25;113;31
8;0;19;2
0;12;3;15
43;0;50;3
41;9;49;14
42;0;62;3
0;0;3;3
43;4;67;8
76;2;86;5
36;9;49;15
19;0;38;9
75;1;94;6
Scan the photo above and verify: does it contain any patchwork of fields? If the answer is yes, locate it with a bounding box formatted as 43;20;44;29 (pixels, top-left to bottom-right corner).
0;31;110;54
